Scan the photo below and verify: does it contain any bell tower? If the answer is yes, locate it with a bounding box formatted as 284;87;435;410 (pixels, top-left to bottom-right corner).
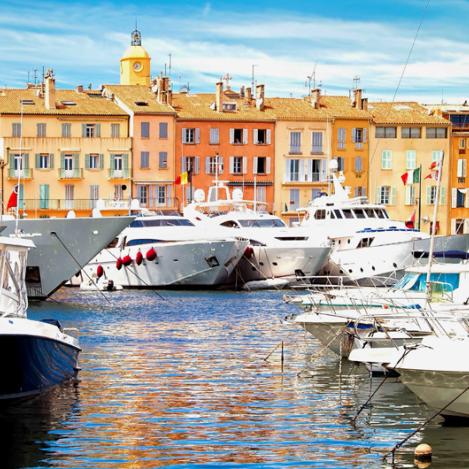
120;27;151;86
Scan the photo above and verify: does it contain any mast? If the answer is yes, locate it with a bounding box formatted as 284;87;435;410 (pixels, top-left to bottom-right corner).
15;102;24;234
417;163;422;230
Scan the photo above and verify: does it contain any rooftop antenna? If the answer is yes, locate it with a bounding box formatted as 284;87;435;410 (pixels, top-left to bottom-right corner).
306;63;317;94
168;53;172;77
251;64;257;98
353;75;361;90
222;73;232;89
33;69;38;85
164;63;167;76
27;70;30;85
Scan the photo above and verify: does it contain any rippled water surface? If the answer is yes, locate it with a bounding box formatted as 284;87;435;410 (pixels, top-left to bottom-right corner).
3;288;469;468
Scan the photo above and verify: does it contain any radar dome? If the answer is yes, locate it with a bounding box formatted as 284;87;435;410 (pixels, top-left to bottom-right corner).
232;188;243;201
193;189;205;203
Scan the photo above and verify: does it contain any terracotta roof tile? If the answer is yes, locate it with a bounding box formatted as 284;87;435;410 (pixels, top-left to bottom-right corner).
319;96;371;120
369;101;450;125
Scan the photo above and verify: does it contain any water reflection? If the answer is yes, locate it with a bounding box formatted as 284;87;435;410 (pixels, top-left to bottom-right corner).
8;289;466;468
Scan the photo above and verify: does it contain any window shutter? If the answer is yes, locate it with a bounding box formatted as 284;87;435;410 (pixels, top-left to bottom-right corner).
49;153;54;169
458;159;464;177
229;157;234;174
390;187;397;205
229;129;235;144
243;129;248;144
243;157;248;175
464;159;468;177
266;157;271;175
451;219;457;234
440;186;446;205
95;124;101;137
285;159;290;182
363;128;367;143
182;128;187;143
266;129;271;144
427;186;432;205
195;157;200;174
195;128;200;144
85;154;90;169
218;156;224;174
299;159;305;182
355;156;362;172
99;154;104;169
82;124;86;137
110;154;115;170
181;157;187;173
405;185;412;205
35;153;40;168
253;129;258;144
73;154;79;169
320;159;327;181
205;156;210;174
352;128;356;143
465;219;469;234
465;190;469;208
60;152;65;169
123;154;129;170
376;187;381;204
451;188;457;208
253;157;258;175
23;154;29;169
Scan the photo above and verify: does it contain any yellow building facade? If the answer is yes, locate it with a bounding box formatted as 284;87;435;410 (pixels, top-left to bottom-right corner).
368;102;451;234
0;73;131;217
120;29;151;87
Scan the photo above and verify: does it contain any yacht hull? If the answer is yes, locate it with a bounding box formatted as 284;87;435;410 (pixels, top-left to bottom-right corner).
81;239;246;287
0;217;133;299
0;319;80;402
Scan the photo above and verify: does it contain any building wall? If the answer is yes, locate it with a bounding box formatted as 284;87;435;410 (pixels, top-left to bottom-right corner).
274;119;332;223
0;114;131;217
174;120;275;210
368;124;451;234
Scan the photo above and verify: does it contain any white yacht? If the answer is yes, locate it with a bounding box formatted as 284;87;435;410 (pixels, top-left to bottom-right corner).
0;216;133;299
79;214;248;287
298;171;428;286
183;182;331;285
0;236;80;401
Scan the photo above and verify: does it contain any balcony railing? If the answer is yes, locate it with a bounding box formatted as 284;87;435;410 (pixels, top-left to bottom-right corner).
284;172;323;183
289;145;302;154
58;168;84;179
8;168;33;179
108;168;130;179
311;146;323;154
355;142;364;150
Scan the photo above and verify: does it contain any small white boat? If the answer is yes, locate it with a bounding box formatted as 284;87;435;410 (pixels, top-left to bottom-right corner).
242;278;290;290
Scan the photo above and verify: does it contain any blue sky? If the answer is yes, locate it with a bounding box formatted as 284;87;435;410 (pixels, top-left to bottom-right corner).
1;0;469;102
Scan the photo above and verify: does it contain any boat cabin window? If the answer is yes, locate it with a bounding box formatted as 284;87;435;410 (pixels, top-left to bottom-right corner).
342;209;354;219
354;209;365;219
382;210;389;219
238;219;286;228
106;237;119;248
220;220;240;228
376;209;386;219
330;211;336;219
314;210;326;220
333;209;343;219
357;237;374;248
365;209;376;218
130;218;195;228
126;239;158;247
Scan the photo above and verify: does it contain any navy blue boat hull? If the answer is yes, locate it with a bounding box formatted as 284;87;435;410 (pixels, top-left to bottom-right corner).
0;335;80;401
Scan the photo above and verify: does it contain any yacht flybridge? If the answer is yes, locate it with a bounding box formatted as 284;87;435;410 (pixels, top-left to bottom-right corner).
298;171;428;285
183;181;331;286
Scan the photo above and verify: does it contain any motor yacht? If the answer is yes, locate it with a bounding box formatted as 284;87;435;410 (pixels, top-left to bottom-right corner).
183;181;331;285
79;213;248;288
0;236;80;401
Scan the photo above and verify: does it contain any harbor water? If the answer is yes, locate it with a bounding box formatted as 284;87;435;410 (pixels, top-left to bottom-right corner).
3;288;469;468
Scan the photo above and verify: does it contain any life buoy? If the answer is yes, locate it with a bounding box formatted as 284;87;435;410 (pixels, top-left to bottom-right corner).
136;251;143;265
244;246;254;258
122;254;132;266
146;247;157;261
96;265;104;278
116;258;123;270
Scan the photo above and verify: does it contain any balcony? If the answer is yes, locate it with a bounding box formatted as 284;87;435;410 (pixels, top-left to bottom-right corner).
284;173;323;184
58;168;83;180
289;146;302;155
108;168;130;180
8;168;33;180
355;142;364;150
311;146;323;155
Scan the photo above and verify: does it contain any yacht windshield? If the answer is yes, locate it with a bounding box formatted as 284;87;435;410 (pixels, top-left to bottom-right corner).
238;219;286;228
393;272;419;290
130;218;195;228
410;273;460;292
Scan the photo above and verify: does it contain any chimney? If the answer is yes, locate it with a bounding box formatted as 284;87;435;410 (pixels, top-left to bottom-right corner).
361;97;368;111
311;88;321;109
353;88;363;109
215;81;223;112
245;87;252;101
256;84;265;111
75;85;84;93
156;76;163;103
44;71;56;110
167;89;173;106
240;86;245;98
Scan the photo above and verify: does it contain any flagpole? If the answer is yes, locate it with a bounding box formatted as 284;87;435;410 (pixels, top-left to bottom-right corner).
417;163;422;230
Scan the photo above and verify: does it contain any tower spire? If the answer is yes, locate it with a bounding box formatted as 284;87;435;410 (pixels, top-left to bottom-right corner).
131;24;141;46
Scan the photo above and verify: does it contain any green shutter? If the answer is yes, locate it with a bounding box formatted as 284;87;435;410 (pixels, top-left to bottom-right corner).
18;184;24;209
85;154;90;169
95;124;101;137
61;152;65;169
123;154;129;170
99;154;104;169
40;184;49;209
35;153;41;169
110;154;115;169
73;154;79;168
23;154;29;170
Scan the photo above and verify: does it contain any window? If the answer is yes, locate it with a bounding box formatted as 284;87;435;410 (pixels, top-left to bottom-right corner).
406;150;417;170
36;153;52;169
37;123;46;137
159;122;168;139
223;102;236;112
113;155;123;171
379;186;391;205
402;127;421;138
290;131;301;153
159;152;168;169
337;128;346;149
254;156;269;175
88;153;100;169
311;132;323;153
432;150;443;163
182;128;199;144
12;123;21;137
455;219;465;235
405;185;415;205
141;122;150;138
333;209;343;219
254;129;270;145
63;154;74;171
138;185;148;205
210;128;219;144
352;128;365;143
337;157;344;171
381;150;392;169
62;123;71;137
457;159;467;178
306;159;323;182
427;186;437;205
354;156;362;172
342;209;354;219
288;159;300;182
426;127;448;138
355;187;366;197
111;123;120;138
312;189;322;200
256;186;266;202
157;186;166;205
114;184;124;200
456;189;466;208
83;123;100;138
289;189;300;210
460;138;466;150
90;185;99;208
230;156;245;175
182;156;200;174
375;127;397;138
64;184;74;209
206;156;224;175
230;128;246;144
140;151;150;169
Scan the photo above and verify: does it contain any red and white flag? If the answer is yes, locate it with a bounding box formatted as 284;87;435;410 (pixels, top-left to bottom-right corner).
6;185;18;210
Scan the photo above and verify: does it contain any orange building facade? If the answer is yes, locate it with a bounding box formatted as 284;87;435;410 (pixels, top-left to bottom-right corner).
172;84;276;210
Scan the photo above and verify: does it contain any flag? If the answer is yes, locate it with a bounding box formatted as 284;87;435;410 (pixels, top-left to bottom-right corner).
6;185;18;210
405;210;416;229
175;172;188;185
401;167;420;185
425;161;441;180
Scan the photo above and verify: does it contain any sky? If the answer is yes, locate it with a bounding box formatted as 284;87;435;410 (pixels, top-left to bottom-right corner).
1;0;469;103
